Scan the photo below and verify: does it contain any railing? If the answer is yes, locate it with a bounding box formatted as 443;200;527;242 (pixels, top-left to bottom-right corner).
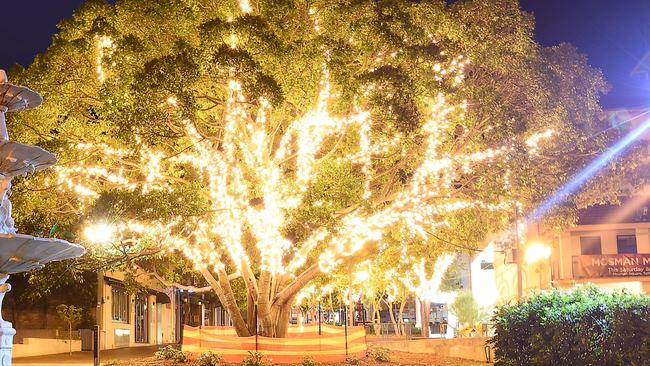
365;322;496;339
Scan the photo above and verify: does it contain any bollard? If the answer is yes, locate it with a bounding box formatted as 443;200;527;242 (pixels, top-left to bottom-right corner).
93;325;100;366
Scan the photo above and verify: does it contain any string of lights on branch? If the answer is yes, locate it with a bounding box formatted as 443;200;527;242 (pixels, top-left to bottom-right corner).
56;0;557;293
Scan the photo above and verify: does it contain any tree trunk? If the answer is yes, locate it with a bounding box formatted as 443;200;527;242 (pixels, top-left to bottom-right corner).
273;301;292;338
420;299;430;338
199;263;320;338
386;301;399;336
398;301;406;336
199;268;251;337
247;292;256;335
257;270;274;336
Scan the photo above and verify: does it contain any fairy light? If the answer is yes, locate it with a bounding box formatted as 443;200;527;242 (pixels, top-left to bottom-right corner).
56;39;556;301
404;254;455;303
239;0;252;13
526;129;555;155
96;36;115;83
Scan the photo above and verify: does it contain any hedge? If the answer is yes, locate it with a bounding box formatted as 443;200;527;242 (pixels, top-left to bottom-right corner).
490;285;650;366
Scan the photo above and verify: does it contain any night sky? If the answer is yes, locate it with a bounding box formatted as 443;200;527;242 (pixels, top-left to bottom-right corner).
1;0;650;109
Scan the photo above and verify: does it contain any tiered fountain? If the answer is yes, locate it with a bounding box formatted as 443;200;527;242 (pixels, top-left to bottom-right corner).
0;70;85;365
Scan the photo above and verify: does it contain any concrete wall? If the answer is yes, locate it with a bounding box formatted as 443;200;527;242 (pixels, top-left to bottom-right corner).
13;338;81;358
375;337;493;362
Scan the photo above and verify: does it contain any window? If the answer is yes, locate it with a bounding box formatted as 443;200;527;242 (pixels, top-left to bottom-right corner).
112;287;129;323
480;261;494;270
617;235;637;254
580;236;602;255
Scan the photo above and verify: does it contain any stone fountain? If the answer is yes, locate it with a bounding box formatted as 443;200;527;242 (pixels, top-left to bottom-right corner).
0;70;85;365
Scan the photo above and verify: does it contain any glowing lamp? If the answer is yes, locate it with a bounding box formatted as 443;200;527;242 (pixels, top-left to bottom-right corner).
84;222;115;244
524;243;551;264
354;270;370;282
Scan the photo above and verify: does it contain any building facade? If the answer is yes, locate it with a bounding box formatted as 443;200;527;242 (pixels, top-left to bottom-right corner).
98;271;229;350
97;271;177;349
553;198;650;294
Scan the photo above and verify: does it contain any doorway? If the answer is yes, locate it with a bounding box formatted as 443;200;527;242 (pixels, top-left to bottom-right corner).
135;294;148;343
156;303;163;344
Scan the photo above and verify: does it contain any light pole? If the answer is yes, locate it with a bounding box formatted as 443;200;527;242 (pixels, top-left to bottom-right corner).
84;222;116;366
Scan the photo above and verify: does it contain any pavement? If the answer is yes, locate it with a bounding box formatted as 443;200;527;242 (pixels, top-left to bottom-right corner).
13;345;163;366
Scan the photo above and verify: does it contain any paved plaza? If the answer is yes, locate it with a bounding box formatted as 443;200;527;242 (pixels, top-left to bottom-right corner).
13;345;162;366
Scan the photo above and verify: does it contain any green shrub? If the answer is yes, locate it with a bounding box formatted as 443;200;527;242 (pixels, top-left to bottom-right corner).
346;356;360;365
243;351;264;366
198;351;221;366
154;345;188;363
367;347;391;362
301;356;317;366
491;285;650;366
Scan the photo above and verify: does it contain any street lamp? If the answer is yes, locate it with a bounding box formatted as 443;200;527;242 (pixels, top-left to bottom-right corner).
524;242;551;264
524;242;551;291
84;223;115;244
83;222;115;366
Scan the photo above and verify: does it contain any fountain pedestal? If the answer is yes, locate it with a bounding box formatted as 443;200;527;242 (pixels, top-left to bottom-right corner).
0;70;86;365
0;276;13;364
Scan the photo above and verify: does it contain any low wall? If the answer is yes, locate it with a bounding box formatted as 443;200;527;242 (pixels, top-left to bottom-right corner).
182;324;366;363
13;337;82;358
372;337;493;362
13;329;57;344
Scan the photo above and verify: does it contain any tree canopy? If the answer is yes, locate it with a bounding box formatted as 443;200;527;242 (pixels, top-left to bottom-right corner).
6;0;643;337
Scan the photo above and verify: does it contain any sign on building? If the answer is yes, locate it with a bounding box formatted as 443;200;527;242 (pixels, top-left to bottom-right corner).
575;254;650;278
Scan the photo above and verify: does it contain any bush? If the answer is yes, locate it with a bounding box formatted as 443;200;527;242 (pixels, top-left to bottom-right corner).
198;351;221;366
491;285;650;365
346;356;360;365
243;351;264;366
451;291;485;329
154;345;188;363
301;356;317;366
367;347;391;362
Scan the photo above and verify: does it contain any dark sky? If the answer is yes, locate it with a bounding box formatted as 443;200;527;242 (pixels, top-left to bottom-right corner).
1;0;650;109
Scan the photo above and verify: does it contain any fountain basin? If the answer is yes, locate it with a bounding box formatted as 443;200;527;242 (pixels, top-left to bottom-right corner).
0;141;56;178
0;234;84;275
0;84;42;113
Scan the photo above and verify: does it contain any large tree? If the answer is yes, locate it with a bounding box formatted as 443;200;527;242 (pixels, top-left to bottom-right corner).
6;0;641;337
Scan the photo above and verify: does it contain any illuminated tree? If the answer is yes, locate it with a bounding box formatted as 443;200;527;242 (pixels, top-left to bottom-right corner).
7;0;637;337
403;255;457;337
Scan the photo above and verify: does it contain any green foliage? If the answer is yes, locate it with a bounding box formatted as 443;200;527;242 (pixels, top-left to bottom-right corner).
367;347;391;362
491;285;650;366
6;0;644;327
198;351;221;366
301;356;317;366
56;304;84;328
154;345;188;363
345;355;360;366
57;304;84;354
242;351;265;366
450;291;484;328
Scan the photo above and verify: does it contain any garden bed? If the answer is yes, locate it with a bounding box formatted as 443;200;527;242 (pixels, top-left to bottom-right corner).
104;350;489;366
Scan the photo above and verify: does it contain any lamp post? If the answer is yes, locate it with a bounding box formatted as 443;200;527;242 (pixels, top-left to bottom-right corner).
84;222;116;366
